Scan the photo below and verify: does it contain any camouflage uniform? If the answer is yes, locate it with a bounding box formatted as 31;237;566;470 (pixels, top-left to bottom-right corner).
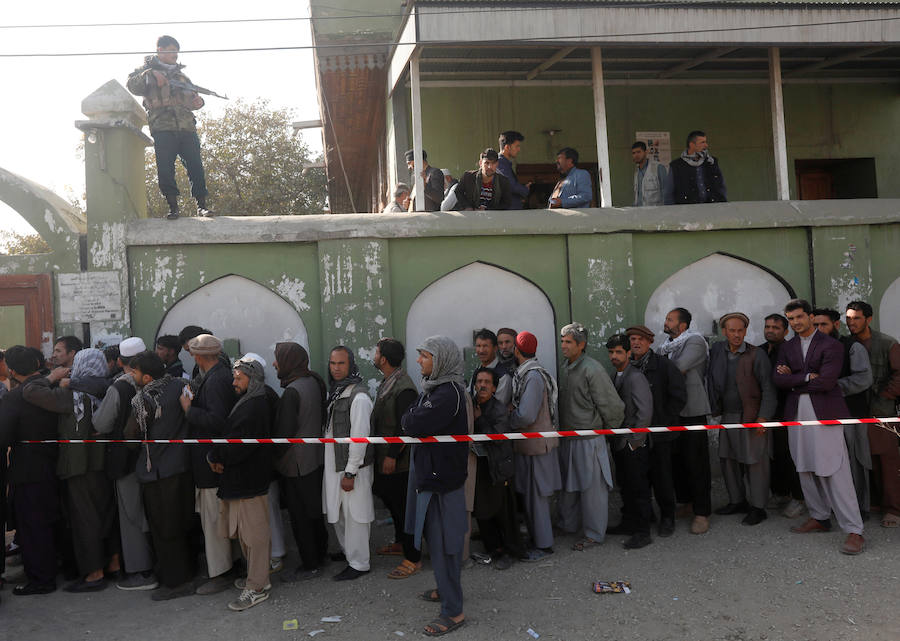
127;55;208;213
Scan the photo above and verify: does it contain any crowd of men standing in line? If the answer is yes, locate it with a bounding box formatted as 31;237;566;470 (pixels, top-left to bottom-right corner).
383;129;727;214
0;297;897;636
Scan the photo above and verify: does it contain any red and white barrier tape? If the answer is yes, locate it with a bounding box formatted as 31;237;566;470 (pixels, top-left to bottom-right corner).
20;417;900;445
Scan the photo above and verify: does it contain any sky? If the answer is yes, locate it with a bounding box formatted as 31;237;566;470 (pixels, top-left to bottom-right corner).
0;0;322;236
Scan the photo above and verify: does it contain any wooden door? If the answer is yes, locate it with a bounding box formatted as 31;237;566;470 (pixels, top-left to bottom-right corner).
0;274;53;351
798;169;834;200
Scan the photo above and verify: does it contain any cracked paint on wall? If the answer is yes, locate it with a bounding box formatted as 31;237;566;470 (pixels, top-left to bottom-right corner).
272;275;311;312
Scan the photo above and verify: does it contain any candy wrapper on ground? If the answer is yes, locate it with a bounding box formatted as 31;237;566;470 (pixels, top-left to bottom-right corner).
592;581;632;594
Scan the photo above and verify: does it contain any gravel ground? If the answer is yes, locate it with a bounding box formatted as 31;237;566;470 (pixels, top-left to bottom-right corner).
3;478;898;641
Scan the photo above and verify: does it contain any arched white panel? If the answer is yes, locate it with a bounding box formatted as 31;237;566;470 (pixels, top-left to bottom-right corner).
644;254;792;346
158;275;309;392
405;263;556;389
879;276;900;342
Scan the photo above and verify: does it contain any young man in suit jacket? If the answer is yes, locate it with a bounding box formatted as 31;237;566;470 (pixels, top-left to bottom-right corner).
773;299;864;555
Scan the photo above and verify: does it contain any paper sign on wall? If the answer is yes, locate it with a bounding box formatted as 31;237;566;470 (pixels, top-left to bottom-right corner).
635;131;671;165
58;272;125;322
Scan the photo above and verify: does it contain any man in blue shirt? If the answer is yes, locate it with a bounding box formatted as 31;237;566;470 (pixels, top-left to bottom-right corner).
497;130;531;209
549;147;593;209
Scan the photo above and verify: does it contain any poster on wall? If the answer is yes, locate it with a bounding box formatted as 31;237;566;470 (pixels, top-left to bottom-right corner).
58;272;125;322
635;131;671;165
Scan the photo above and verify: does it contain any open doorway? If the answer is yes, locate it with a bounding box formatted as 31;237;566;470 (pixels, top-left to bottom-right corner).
795;158;877;200
515;163;599;209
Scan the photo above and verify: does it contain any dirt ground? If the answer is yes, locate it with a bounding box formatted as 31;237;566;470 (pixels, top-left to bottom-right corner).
3;478;898;641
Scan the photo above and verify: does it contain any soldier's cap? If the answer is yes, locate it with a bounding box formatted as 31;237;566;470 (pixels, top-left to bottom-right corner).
625;325;655;341
719;312;750;328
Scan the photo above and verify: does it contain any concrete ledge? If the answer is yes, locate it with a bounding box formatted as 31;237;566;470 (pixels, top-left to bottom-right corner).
124;199;900;246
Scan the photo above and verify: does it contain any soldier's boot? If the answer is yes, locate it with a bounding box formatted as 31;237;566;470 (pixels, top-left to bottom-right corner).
165;195;179;220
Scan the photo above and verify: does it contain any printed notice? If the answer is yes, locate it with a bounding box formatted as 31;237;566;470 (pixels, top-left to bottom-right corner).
635;131;671;165
58;272;126;322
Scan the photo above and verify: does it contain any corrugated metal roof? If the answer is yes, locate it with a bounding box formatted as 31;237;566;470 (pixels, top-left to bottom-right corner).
417;1;900;5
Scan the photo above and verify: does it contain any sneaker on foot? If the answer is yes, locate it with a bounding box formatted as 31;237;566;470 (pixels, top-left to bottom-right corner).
116;573;159;591
269;557;284;574
227;588;269;611
196;575;232;595
151;582;194;601
782;499;807;519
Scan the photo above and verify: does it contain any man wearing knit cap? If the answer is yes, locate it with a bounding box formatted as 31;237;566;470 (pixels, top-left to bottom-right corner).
708;313;777;526
208;356;273;611
510;331;562;562
626;325;686;537
181;333;237;594
92;337;157;590
557;322;624;551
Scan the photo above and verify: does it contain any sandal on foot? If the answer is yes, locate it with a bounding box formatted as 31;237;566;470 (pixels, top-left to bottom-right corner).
377;542;404;556
419;588;440;602
387;559;421;579
572;537;602;551
882;513;900;528
424;615;465;637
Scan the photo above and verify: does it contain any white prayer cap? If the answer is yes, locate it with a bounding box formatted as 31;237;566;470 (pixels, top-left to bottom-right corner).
242;352;267;368
119;337;146;358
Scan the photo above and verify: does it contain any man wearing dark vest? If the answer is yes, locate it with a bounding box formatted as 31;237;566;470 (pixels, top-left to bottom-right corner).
664;130;727;205
370;338;420;579
708;313;777;526
92;337;156;590
626;325;686;537
273;342;329;583
323;346;374;581
813;308;873;519
845;300;900;528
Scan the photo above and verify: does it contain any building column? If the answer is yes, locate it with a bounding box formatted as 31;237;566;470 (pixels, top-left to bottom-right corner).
591;47;613;208
409;49;426;211
769;47;790;200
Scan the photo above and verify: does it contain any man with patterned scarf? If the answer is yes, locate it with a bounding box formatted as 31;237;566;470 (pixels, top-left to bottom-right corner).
665;130;727;205
510;331;562;562
129;351;195;601
24;348;119;592
323;346;375;581
207;356;273;611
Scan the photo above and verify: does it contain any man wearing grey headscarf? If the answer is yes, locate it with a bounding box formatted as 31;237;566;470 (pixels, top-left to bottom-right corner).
207;356;273;611
402;336;469;637
557;323;624;551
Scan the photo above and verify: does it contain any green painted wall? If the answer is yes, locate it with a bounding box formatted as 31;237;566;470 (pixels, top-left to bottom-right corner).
413;83;899;207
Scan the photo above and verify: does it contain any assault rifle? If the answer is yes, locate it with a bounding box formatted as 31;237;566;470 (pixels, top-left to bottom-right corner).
146;57;229;100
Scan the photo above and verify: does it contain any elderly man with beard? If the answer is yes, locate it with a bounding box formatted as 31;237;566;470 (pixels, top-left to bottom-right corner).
812;308;873;519
707;313;777;526
658;307;713;534
625;325;686;537
556;322;623;551
207;356;273;611
402;336;469;637
510;331;562;562
273;342;330;583
24;348;120;592
496;328;518;374
324;346;375;581
128;351;195;601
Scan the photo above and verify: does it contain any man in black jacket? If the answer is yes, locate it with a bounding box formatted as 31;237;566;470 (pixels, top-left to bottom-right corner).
402;336;469;637
626;325;687;537
129;351;195;601
454;149;512;211
0;346;61;595
405;149;445;212
180;333;236;594
664;130;727;204
208;356;273;612
472;367;520;570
